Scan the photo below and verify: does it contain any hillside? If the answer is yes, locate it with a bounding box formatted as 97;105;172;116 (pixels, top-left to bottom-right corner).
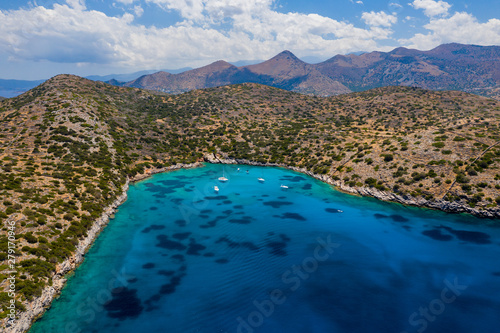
116;43;500;99
319;43;500;93
1;75;500;330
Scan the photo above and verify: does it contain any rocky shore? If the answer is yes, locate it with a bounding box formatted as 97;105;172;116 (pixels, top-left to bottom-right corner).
6;157;498;332
5;181;129;333
4;162;205;333
204;154;500;219
129;162;203;183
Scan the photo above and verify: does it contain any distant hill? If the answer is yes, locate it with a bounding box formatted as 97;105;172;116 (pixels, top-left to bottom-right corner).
86;68;192;82
123;51;350;95
0;68;193;98
114;43;500;99
317;43;500;95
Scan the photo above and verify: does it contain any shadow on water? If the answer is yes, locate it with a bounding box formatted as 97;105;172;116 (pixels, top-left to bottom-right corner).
373;213;409;223
280;175;306;182
141;225;166;233
172;232;191;240
274;212;307;221
263;201;294;208
156;235;187;251
186;239;207;255
104;288;143;320
422;229;453;241
421;226;491;244
439;226;491;244
216;236;259;252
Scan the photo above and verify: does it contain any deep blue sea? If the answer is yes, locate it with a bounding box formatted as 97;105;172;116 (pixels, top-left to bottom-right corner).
29;163;500;333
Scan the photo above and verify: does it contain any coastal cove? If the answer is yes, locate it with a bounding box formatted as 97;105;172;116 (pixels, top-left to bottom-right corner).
26;163;500;333
205;156;500;219
6;163;202;333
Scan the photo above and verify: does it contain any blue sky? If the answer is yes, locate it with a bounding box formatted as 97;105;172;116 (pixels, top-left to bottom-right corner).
0;0;499;80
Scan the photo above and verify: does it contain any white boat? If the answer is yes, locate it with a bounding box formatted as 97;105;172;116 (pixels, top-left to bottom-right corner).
218;168;228;182
280;184;288;189
214;186;219;193
257;169;265;182
237;168;240;172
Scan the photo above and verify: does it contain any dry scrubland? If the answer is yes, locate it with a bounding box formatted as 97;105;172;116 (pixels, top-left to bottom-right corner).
1;74;500;322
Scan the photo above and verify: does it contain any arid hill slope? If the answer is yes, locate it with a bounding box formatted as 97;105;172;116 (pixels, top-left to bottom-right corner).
1;75;500;329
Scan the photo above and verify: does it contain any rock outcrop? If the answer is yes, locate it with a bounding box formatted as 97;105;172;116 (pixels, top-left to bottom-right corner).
128;162;203;183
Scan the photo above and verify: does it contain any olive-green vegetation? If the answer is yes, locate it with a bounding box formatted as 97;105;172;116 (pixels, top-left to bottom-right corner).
1;75;500;319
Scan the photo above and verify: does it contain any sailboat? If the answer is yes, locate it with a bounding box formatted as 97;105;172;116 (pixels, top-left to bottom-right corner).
280;184;288;189
257;169;265;182
218;167;228;182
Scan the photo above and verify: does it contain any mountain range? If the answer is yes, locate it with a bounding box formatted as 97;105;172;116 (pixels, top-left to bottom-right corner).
114;43;500;100
1;43;499;100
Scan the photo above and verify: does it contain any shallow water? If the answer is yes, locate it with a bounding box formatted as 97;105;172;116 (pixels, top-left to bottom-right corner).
29;163;500;333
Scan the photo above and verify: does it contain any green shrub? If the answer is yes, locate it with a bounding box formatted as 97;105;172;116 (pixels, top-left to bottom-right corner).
23;233;38;244
381;154;393;162
432;142;445;148
364;177;377;187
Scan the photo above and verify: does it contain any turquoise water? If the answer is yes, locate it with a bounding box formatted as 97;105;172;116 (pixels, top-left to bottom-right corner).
29;164;500;333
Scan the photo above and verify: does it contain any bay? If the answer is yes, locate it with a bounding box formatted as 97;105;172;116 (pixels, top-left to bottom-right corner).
29;163;500;333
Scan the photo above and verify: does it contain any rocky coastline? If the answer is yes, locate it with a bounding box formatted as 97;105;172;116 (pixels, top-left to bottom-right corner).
6;181;129;333
6;157;498;332
128;162;203;183
5;162;203;333
203;154;500;219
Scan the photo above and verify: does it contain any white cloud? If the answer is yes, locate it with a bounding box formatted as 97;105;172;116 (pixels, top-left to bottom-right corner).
66;0;86;11
145;0;206;22
115;0;138;4
362;11;397;27
350;0;364;4
400;12;500;49
0;0;398;71
133;5;144;17
410;0;451;17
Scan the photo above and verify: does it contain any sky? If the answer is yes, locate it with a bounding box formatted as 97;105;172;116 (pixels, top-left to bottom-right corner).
0;0;499;80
